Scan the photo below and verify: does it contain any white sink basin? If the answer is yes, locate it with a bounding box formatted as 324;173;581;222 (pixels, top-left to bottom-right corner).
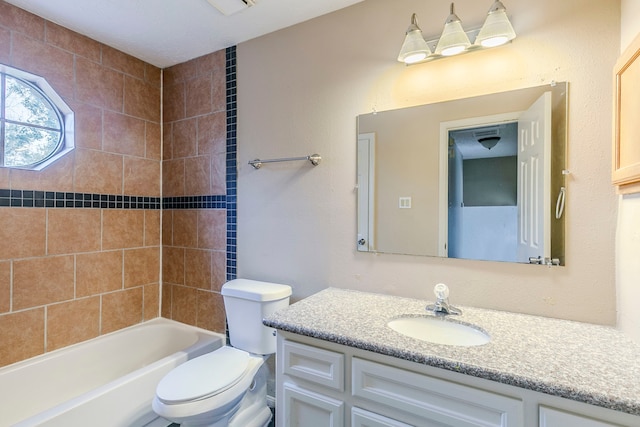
387;316;490;347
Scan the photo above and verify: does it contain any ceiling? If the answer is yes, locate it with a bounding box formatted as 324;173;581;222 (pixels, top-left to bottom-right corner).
450;122;518;160
5;0;364;68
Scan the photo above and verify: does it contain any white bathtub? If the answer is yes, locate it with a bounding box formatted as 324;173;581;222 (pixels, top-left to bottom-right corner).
0;318;224;427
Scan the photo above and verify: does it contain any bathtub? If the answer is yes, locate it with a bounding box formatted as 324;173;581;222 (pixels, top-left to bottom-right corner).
0;318;224;427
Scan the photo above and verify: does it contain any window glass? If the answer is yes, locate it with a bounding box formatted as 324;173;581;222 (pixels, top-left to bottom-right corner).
0;65;73;170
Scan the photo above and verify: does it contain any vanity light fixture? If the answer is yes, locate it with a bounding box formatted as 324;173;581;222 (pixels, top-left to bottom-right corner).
397;1;516;65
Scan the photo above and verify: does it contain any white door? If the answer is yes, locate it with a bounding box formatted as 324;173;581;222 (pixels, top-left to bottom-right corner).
357;133;375;252
517;92;552;263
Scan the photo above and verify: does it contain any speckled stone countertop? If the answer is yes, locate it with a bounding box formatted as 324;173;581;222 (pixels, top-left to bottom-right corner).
264;287;640;416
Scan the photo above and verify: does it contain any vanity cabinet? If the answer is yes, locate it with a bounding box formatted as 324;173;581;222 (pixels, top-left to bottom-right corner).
276;332;640;427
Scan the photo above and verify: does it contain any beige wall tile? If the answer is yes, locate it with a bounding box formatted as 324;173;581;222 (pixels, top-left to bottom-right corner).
101;287;143;334
162;159;185;197
197;209;226;250
145;64;161;88
103;111;146;157
74;149;123;195
163;60;197;86
125;76;160;122
162;246;185;285
47;209;101;255
11;33;74;100
195;50;225;79
103;45;145;79
197;112;226;156
212;250;226;292
144;283;159;320
162;82;185;123
124;157;161;197
0;261;10;314
145;122;162;161
0;209;46;259
185;75;212;117
185;249;211;290
172;118;197;159
47;297;100;351
124;247;159;288
75;57;124;111
184;156;211;196
173;210;198;247
45;21;101;62
162;122;173;161
102;210;145;250
76;251;123;297
13;255;74;310
162;210;173;246
145;210;161;247
0;27;11;64
211;153;226;195
161;283;173;319
69;101;103;150
0;2;44;39
0;309;44;368
171;285;197;326
196;290;225;333
10;151;75;192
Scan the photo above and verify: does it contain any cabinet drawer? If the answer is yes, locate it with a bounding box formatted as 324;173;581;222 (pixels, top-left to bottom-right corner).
352;407;413;427
282;382;345;427
539;406;622;427
352;358;522;427
283;340;344;391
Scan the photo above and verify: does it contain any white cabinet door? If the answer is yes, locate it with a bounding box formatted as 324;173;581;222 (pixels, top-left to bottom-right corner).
539;406;623;427
281;382;344;427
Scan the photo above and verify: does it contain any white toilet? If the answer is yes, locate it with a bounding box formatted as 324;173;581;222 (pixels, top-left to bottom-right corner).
152;279;292;427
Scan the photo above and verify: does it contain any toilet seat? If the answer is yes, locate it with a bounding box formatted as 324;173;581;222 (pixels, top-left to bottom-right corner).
156;346;251;404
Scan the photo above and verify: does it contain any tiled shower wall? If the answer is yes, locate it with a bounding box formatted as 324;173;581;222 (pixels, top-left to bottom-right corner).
160;50;231;332
0;1;234;369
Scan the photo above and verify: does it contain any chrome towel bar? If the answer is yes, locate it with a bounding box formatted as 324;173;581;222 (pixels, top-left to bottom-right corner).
248;154;321;170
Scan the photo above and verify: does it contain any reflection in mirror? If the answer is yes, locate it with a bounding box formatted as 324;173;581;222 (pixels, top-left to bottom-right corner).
357;82;567;265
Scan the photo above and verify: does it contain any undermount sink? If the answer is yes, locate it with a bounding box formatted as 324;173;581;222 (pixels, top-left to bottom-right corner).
387;316;490;347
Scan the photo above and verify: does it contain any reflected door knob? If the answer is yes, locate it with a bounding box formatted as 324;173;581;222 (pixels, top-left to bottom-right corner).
358;238;366;245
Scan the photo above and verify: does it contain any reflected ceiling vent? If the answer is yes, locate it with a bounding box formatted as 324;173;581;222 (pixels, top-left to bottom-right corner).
474;128;501;150
207;0;257;16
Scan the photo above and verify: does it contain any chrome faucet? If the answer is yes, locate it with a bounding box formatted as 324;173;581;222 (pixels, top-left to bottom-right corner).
426;283;461;316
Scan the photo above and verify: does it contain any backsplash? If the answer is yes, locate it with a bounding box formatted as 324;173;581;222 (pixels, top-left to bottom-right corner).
0;1;237;367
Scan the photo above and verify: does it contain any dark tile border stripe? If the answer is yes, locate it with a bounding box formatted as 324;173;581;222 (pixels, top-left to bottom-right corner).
0;189;160;209
225;46;238;281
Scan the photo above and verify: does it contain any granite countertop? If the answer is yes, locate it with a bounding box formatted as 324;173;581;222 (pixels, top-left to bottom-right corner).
264;287;640;416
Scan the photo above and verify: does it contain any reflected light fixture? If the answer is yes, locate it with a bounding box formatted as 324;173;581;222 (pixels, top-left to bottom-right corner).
478;136;501;150
397;1;516;65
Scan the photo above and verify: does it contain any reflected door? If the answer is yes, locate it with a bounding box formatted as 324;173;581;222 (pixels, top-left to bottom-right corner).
517;92;552;262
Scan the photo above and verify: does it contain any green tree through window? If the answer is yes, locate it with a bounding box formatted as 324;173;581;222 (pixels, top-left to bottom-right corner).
0;65;74;170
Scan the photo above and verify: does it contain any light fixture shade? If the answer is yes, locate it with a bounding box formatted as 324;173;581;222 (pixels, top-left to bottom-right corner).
476;1;516;48
435;3;471;56
397;14;431;64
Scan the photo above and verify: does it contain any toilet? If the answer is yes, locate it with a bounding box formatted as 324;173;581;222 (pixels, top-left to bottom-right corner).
152;279;292;427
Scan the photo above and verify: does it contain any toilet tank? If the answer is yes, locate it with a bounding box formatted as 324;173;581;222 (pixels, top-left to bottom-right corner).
221;279;292;355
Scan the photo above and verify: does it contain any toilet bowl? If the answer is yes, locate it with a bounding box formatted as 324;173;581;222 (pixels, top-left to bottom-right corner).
152;279;292;427
152;347;271;427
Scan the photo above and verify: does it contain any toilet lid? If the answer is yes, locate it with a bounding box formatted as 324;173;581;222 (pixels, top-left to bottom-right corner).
156;346;251;404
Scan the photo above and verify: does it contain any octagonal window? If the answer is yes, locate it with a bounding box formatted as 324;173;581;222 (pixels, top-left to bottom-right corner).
1;64;74;170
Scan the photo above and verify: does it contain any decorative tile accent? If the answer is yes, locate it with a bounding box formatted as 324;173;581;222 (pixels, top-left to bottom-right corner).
0;189;160;209
225;46;237;281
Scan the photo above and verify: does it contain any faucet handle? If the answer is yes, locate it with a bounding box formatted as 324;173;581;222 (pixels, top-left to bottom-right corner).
434;283;449;301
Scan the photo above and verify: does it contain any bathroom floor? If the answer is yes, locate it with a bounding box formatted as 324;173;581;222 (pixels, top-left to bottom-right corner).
166;408;276;427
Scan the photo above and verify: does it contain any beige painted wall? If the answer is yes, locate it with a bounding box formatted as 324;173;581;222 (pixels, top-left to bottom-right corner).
617;0;640;342
237;0;621;324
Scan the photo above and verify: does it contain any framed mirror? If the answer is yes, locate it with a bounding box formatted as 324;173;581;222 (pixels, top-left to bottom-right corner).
356;82;568;265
